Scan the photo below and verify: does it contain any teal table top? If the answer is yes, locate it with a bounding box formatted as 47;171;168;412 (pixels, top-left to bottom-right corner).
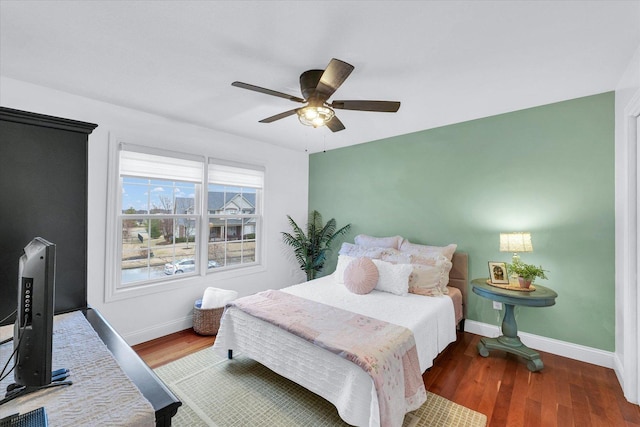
471;278;558;307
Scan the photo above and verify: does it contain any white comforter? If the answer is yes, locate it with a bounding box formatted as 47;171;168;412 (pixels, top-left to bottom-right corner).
212;275;457;427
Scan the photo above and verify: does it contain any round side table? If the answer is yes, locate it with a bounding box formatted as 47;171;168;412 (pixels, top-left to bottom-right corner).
471;278;558;372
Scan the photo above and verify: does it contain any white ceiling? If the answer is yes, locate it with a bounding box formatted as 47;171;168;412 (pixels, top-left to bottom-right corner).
1;1;639;153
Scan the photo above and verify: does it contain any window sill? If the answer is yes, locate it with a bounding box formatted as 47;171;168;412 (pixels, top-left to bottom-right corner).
104;264;266;303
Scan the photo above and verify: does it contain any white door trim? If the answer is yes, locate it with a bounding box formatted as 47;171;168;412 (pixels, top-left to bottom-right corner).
617;89;640;404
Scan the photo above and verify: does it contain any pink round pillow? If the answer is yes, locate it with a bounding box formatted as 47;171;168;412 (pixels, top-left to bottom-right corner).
343;257;379;294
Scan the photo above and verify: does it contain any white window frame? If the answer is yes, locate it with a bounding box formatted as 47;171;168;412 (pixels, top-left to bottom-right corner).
206;159;264;272
105;137;266;302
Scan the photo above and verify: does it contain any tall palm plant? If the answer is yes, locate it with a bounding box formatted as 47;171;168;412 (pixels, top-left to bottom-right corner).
282;210;351;281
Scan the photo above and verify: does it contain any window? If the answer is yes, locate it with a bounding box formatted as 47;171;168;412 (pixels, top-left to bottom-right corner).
118;145;203;287
207;160;264;269
108;143;264;295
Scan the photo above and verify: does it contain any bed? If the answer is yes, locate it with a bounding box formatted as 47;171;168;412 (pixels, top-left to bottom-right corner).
212;246;468;427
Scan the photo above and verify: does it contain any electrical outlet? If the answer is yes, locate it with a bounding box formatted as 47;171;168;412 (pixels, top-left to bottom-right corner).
493;301;503;310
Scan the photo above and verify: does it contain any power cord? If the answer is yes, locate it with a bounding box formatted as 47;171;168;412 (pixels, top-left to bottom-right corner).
0;310;17;346
0;310;72;407
0;309;16;325
0;380;72;406
0;323;25;383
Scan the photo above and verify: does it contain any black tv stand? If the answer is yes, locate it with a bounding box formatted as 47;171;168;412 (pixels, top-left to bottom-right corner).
84;308;181;427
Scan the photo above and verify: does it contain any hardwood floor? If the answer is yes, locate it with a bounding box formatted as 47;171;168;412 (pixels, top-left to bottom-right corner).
132;328;215;368
133;329;640;427
424;331;640;427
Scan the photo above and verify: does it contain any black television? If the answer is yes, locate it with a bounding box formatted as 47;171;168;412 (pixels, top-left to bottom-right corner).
13;237;56;387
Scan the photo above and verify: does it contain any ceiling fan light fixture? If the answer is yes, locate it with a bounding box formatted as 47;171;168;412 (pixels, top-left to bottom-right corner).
233;58;400;133
297;105;335;128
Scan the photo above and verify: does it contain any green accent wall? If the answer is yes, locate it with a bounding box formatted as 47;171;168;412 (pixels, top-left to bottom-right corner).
309;92;615;351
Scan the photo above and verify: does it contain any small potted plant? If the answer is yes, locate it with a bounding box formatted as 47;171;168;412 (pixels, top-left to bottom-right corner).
507;260;548;288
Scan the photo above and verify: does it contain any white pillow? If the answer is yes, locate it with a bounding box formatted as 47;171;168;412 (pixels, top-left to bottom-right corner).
335;254;356;283
354;234;404;249
201;287;238;309
371;259;412;296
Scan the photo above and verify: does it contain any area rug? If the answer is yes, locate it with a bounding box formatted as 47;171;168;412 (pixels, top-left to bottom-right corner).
154;347;487;427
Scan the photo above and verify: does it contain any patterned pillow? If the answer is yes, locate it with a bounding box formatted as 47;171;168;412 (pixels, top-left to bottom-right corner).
339;243;411;264
399;240;457;262
378;249;411;264
343;257;379;294
408;256;453;296
339;242;386;259
354;234;404;249
371;259;412;296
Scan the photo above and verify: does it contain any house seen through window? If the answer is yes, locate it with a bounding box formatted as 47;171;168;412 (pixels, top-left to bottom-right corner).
207;184;259;268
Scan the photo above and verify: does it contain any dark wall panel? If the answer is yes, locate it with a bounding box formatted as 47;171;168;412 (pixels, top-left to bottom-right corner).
0;107;97;325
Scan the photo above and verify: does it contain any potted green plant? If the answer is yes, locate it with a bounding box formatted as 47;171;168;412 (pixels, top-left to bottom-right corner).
507;260;548;288
282;210;351;281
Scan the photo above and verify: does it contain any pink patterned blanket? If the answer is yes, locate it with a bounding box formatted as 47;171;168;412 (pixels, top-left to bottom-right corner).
229;290;427;427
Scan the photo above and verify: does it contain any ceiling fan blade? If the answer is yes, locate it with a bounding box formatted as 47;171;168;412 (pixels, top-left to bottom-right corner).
258;108;299;123
315;59;355;99
232;81;305;103
326;115;346;132
331;100;401;112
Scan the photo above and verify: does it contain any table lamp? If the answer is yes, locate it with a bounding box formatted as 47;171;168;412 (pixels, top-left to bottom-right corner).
500;232;533;283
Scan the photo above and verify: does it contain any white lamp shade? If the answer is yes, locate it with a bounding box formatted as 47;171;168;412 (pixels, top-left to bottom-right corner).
500;232;533;253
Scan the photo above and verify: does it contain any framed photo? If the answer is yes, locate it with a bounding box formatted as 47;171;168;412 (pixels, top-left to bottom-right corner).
488;261;509;284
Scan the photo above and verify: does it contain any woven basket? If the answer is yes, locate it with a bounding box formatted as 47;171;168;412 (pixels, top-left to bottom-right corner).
193;299;224;336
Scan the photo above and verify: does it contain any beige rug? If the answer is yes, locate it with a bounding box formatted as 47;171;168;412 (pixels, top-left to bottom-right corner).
154;347;487;427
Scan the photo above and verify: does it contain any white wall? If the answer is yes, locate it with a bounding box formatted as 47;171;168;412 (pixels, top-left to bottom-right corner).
614;43;640;403
0;77;309;344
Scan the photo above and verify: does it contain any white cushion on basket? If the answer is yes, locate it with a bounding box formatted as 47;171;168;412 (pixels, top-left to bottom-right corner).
201;287;238;309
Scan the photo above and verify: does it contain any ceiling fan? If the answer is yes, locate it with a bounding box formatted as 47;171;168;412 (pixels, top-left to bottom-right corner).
231;58;401;132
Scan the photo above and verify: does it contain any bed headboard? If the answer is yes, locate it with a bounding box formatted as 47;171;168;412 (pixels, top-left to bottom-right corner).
449;252;468;317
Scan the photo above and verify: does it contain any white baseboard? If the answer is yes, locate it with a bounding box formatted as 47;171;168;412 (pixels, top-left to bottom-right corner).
465;320;616;369
613;353;625;391
122;315;194;346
